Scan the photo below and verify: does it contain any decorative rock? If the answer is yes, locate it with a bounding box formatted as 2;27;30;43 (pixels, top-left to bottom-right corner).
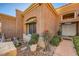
30;44;37;52
0;33;5;42
2;33;5;42
21;47;27;51
12;37;19;46
23;34;31;43
0;42;17;56
6;38;11;42
38;37;45;49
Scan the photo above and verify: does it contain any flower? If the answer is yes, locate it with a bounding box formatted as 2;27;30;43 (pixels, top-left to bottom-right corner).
44;30;48;33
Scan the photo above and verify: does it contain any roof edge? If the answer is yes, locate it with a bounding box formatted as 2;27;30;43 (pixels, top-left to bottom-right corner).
16;9;23;12
0;13;15;18
23;3;60;16
23;3;37;15
47;3;60;16
56;3;72;9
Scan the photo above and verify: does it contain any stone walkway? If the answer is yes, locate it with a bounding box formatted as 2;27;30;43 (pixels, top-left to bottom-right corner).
53;39;77;56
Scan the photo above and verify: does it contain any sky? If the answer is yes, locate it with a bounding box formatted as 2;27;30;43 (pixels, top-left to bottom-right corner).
0;3;66;16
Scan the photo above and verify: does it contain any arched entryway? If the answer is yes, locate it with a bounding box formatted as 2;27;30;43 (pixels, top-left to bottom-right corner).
25;17;37;34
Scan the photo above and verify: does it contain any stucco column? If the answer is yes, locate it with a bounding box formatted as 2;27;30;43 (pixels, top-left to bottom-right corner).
61;15;63;21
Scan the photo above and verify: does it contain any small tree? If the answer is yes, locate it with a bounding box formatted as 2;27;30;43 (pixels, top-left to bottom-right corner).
42;30;51;51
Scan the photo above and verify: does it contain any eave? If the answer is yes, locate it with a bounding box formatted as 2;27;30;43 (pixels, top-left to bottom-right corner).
22;3;60;17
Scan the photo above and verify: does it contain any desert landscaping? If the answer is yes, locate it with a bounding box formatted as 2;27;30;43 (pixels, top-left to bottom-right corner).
0;3;79;56
0;32;78;56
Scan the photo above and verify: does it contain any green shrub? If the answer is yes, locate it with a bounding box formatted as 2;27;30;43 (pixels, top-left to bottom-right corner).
73;36;79;55
29;33;39;45
50;35;61;46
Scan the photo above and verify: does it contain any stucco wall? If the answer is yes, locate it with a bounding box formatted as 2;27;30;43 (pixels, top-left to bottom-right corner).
16;10;23;38
41;4;60;36
23;4;60;36
23;4;42;35
0;14;16;38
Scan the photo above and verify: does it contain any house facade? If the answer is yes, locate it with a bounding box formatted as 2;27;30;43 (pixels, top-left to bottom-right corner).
56;3;79;36
22;3;60;36
0;3;60;39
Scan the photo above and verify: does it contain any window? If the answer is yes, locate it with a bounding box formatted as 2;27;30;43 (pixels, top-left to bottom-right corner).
26;17;36;34
29;23;36;34
63;13;74;19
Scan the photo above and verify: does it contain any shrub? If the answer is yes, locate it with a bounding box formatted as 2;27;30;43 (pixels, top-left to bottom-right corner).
73;36;79;55
29;33;39;45
50;35;61;46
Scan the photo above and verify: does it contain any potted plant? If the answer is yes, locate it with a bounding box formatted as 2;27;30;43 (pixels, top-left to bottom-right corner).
29;33;39;52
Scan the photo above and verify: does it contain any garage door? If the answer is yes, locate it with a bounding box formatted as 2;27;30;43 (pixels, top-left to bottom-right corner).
62;23;76;36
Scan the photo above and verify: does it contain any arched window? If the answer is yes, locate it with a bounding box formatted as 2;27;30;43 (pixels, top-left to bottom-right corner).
26;17;37;34
26;17;37;24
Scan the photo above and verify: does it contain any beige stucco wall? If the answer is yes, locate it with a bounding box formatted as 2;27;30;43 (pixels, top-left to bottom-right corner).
16;10;23;38
23;4;43;35
0;14;16;38
23;4;60;36
41;4;60;35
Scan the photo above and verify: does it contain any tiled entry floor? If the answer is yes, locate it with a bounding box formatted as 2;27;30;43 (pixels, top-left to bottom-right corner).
53;39;77;56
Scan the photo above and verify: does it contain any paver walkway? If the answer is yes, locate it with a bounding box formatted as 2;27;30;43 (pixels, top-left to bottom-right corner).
53;39;77;56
